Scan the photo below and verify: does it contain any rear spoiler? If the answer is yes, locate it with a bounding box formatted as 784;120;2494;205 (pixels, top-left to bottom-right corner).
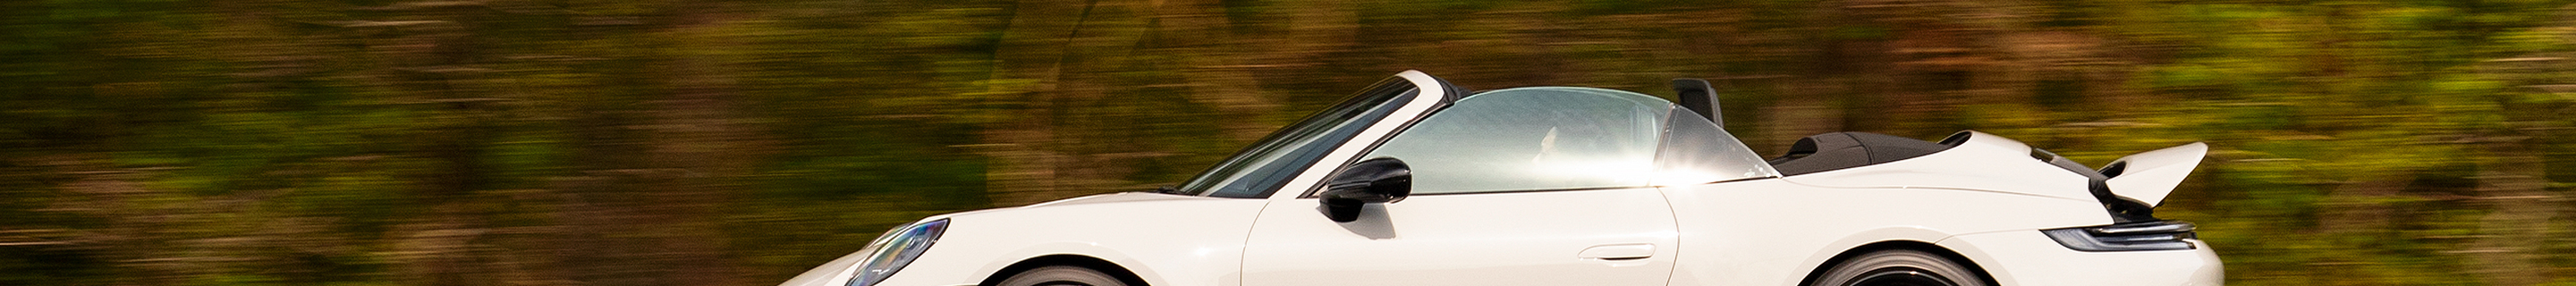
2099;143;2208;207
2031;142;2209;223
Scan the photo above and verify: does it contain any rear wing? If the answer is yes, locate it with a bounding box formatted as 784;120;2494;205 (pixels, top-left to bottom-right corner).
2099;143;2209;207
2032;141;2208;222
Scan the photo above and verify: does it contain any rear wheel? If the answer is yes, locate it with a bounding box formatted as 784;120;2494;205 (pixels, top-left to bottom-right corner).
1808;249;1989;286
994;265;1128;286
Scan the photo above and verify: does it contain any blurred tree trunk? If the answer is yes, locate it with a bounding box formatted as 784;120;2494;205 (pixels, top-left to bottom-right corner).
2461;24;2573;285
2318;172;2414;235
981;0;1097;206
1048;0;1157;199
362;3;508;285
1152;0;1277;142
1261;0;1360;81
2468;135;2559;286
551;4;762;286
1762;93;1844;150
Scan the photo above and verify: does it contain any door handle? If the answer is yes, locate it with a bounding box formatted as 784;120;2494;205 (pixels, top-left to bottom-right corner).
1577;243;1656;260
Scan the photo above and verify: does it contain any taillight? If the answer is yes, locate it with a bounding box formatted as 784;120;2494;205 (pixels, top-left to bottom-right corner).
2041;220;2198;251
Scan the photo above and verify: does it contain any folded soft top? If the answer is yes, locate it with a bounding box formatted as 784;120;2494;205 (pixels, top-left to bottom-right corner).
1766;131;1963;176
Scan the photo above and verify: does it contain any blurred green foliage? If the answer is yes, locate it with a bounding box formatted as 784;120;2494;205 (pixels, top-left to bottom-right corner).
4;0;2574;285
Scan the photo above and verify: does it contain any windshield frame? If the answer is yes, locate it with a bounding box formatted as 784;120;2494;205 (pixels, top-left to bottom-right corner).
1174;73;1452;198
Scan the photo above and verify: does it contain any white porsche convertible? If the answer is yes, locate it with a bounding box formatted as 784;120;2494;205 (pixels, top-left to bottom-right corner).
782;71;2224;286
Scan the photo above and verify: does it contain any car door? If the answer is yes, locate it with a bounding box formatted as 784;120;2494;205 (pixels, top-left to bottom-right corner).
1240;87;1684;286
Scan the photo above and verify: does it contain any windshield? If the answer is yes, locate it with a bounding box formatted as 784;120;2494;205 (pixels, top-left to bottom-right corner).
1176;81;1419;198
1356;87;1669;194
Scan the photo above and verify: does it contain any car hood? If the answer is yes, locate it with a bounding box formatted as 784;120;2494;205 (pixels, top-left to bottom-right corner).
1019;191;1210;207
777;192;1230;286
919;191;1217;221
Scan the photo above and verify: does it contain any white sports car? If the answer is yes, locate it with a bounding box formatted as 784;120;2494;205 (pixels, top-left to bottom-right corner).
782;71;2224;286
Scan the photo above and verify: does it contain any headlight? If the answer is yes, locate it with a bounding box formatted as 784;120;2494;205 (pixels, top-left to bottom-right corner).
849;219;948;286
2041;220;2197;251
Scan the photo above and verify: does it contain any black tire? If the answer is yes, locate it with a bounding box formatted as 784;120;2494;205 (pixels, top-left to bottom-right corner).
1808;249;1990;286
994;265;1129;286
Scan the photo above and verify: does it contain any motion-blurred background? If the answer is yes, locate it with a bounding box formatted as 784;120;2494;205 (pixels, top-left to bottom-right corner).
3;0;2572;285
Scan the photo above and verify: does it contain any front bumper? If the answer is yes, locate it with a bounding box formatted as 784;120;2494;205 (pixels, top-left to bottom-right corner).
1938;230;2224;286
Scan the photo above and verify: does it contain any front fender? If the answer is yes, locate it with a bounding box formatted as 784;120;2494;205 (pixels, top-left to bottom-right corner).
872;195;1270;286
959;242;1167;286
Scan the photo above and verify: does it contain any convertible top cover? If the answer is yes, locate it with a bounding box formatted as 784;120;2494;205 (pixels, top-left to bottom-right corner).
1765;131;1963;176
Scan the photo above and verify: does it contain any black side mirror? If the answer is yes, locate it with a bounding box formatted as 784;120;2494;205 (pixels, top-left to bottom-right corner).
1319;157;1411;223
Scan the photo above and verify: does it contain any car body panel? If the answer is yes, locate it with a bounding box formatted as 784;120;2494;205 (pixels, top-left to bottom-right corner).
1773;130;2097;203
781;243;887;286
1939;231;2224;286
790;71;1463;286
780;71;2224;286
1240;188;1680;286
876;192;1269;286
1657;179;2111;286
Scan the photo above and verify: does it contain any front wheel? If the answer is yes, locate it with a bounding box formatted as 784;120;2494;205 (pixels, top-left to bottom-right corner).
993;265;1128;286
1808;249;1990;286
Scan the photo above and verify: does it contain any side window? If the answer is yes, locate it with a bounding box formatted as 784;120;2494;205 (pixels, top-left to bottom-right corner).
1652;108;1780;185
1360;88;1668;195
